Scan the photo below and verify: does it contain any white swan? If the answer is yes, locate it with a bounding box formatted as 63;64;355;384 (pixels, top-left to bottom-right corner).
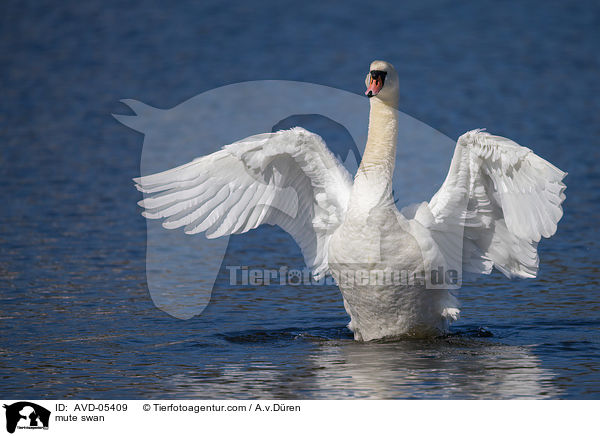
134;60;566;341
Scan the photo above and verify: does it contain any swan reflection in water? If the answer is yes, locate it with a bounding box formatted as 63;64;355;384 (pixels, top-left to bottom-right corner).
159;333;559;399
307;337;558;399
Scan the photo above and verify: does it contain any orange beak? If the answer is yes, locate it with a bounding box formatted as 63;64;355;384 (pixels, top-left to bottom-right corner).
365;75;383;97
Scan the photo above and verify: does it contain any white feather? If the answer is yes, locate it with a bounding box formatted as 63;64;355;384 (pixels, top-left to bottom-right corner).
135;127;353;276
424;129;566;279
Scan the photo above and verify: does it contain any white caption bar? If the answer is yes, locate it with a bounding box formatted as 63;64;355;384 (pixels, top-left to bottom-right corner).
0;400;595;435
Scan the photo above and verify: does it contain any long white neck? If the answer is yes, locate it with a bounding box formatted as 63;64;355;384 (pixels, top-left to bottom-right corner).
350;97;399;211
359;98;398;176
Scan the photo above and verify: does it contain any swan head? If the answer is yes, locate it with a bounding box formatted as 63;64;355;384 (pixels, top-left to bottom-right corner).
365;60;399;105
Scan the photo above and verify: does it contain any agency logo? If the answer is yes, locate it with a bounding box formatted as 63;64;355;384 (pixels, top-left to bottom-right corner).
115;80;458;320
3;402;50;434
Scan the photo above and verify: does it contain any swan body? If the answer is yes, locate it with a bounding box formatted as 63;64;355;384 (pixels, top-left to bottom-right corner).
134;61;566;341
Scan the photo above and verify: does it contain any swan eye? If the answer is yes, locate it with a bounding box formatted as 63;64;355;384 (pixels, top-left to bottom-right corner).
369;70;387;86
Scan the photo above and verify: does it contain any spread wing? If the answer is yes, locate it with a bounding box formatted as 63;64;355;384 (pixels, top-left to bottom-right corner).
134;127;353;278
417;129;566;279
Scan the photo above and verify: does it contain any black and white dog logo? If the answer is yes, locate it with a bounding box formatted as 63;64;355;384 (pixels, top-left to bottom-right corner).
3;402;50;434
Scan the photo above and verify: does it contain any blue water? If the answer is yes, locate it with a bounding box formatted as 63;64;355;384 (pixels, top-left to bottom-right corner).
1;0;599;399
